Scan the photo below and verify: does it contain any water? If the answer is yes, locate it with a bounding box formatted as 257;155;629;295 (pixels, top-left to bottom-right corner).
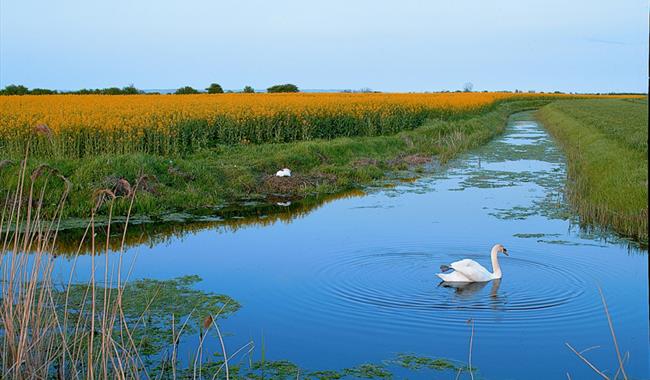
52;112;648;379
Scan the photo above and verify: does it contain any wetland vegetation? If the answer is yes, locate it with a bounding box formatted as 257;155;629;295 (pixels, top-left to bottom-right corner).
538;98;648;243
1;94;648;379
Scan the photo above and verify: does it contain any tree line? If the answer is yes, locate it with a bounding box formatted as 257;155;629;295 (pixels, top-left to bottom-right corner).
0;83;300;95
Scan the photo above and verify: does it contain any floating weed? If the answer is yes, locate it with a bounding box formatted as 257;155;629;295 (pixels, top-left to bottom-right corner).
393;353;461;371
536;239;608;248
489;206;538;220
513;233;562;239
249;360;301;379
57;275;240;357
342;363;392;379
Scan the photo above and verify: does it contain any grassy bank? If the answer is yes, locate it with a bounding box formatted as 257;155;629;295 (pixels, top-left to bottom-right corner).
537;98;648;243
0;100;548;222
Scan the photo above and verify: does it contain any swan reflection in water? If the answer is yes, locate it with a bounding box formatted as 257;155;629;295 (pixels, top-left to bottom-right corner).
440;279;505;310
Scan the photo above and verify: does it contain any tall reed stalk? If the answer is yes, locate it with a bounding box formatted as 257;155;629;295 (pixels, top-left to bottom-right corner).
1;130;252;379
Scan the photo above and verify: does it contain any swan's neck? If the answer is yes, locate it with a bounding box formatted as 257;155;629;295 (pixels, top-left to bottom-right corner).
490;247;502;279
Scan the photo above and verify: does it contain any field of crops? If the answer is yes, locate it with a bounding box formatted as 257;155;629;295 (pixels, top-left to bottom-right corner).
0;92;631;158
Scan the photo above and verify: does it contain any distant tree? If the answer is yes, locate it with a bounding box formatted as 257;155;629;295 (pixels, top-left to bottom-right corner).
267;83;299;93
463;82;474;92
206;83;224;94
102;87;122;95
121;84;139;94
30;88;58;95
243;86;255;93
175;86;200;95
1;84;30;95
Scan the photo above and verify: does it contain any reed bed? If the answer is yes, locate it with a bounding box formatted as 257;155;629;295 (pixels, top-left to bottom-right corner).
0;92;629;159
0;143;144;378
0;141;243;379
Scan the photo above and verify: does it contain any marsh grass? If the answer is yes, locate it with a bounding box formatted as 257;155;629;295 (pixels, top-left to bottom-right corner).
537;99;648;244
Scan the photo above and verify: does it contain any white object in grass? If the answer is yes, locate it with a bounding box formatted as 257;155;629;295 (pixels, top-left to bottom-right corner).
275;168;291;177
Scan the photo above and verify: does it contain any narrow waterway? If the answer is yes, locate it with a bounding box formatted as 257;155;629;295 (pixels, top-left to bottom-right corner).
53;111;648;379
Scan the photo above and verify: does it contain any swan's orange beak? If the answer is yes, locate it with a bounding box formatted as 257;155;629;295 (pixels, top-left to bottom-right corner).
502;248;509;256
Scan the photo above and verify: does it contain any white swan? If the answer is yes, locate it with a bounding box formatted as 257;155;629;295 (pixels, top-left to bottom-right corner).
436;244;509;283
275;168;291;177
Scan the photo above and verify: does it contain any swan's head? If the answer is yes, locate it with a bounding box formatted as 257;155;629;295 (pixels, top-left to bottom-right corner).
494;243;509;256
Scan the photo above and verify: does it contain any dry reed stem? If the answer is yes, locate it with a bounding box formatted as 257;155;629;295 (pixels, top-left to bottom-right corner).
565;343;609;379
597;287;628;380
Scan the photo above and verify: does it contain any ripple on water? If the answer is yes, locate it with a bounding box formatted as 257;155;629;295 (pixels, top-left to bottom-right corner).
286;242;626;335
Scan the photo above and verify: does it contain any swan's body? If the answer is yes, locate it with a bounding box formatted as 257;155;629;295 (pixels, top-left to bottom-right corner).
275;168;291;177
436;244;508;283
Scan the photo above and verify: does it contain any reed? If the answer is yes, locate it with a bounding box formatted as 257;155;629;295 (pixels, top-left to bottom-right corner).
0;135;143;378
0;135;247;379
565;287;629;380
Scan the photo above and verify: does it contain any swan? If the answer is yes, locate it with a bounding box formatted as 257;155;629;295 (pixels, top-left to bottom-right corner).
275;168;291;177
436;244;509;283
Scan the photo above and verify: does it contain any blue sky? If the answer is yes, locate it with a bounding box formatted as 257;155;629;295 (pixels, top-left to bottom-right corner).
0;0;647;92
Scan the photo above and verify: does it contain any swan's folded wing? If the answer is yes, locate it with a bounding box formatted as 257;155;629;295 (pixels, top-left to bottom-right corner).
436;271;471;282
450;259;491;282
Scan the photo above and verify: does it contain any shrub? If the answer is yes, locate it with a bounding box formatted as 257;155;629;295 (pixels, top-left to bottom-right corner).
267;84;299;93
121;84;140;95
206;83;224;94
1;84;30;95
30;88;58;95
243;86;255;93
175;86;200;95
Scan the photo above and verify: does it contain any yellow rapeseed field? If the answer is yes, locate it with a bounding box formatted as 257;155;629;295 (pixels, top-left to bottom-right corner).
0;92;628;158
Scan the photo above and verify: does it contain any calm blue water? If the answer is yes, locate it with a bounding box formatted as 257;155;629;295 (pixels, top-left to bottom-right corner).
53;112;649;379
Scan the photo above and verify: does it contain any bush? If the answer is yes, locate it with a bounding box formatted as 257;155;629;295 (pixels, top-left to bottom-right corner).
267;84;299;93
121;85;139;95
65;85;140;95
206;83;224;94
175;86;200;95
103;87;123;95
243;86;255;93
1;84;30;95
29;88;58;95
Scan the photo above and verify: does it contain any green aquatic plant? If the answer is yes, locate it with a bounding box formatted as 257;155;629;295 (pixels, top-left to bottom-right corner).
513;233;562;239
57;275;240;357
393;353;459;371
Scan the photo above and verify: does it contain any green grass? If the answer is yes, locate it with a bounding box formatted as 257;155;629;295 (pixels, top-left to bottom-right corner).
537;98;648;244
0;100;548;222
